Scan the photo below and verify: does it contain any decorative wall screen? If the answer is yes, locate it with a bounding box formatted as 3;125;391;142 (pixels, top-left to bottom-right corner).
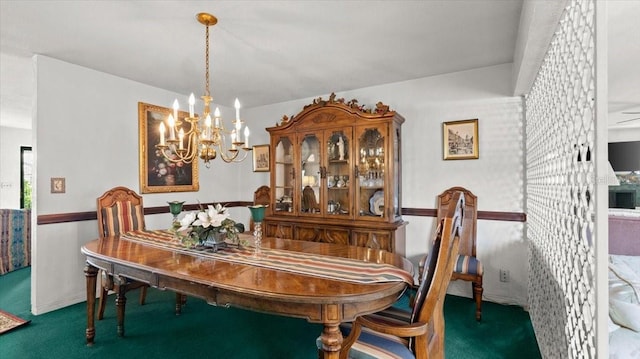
525;0;596;358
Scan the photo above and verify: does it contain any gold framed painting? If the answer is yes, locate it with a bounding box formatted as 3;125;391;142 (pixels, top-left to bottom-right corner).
138;102;199;193
443;119;479;160
252;144;270;172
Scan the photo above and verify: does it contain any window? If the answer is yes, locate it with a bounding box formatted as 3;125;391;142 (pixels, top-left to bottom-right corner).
20;146;32;209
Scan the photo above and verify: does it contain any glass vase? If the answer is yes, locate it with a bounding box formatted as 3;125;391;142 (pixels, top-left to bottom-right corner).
248;205;267;258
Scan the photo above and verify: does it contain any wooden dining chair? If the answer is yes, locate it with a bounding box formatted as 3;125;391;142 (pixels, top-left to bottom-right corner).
96;186;149;320
96;186;185;319
436;186;483;321
336;191;465;359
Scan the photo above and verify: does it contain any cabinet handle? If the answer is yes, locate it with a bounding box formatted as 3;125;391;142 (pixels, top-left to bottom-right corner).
320;166;326;179
354;165;359;177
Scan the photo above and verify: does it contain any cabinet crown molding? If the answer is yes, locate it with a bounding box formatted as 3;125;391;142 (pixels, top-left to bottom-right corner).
278;92;394;127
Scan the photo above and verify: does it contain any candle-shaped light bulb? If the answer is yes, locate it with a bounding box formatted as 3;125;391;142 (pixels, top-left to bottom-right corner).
172;99;179;121
244;126;250;148
205;114;212;140
167;115;176;140
214;107;221;128
159;122;166;146
234;98;240;121
231;130;237;149
178;128;185;150
188;93;195;118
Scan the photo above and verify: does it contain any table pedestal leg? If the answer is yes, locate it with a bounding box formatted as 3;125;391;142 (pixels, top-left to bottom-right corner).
114;275;127;337
84;263;98;345
319;323;343;359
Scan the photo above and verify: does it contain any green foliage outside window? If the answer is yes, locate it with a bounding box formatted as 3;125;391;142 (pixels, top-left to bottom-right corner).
22;180;32;209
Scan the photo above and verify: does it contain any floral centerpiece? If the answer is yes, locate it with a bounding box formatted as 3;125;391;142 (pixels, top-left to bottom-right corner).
172;203;241;248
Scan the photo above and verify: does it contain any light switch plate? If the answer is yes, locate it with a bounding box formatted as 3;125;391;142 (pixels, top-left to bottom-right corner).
51;177;65;193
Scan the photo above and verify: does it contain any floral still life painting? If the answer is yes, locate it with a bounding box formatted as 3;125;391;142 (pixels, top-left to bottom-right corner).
171;203;244;249
138;102;199;193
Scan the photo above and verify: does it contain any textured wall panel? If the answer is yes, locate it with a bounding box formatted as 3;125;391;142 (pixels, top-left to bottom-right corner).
525;0;596;358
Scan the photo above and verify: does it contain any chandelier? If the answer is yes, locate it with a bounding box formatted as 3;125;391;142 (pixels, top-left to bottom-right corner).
156;12;251;167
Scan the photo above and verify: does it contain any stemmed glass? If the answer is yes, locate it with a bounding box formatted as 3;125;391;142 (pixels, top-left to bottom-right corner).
248;205;267;258
168;201;185;224
168;201;185;243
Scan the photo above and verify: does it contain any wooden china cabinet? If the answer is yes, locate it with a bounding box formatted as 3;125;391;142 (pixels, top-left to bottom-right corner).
264;93;406;254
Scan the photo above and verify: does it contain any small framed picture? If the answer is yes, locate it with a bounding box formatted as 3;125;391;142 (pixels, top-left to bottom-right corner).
443;119;479;160
253;145;270;172
51;177;65;193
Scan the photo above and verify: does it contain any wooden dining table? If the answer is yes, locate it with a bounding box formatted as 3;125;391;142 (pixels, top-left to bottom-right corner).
81;231;413;359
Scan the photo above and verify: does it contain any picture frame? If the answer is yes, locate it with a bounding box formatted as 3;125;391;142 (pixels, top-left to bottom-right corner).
138;102;199;193
443;119;479;160
252;144;270;172
50;177;65;194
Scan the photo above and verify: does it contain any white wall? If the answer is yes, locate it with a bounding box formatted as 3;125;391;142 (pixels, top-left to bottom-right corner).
0;126;32;208
250;63;527;306
32;58;525;314
608;127;640;142
32;56;270;314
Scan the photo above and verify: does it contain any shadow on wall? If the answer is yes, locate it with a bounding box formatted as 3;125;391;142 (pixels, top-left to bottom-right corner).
528;244;569;358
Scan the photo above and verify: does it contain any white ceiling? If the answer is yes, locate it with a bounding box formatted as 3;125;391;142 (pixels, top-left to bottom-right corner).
1;1;638;130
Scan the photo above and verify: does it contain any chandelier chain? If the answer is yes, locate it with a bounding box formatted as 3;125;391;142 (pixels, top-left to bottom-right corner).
205;24;210;99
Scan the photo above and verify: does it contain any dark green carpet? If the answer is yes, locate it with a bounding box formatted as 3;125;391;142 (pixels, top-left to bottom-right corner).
0;268;540;358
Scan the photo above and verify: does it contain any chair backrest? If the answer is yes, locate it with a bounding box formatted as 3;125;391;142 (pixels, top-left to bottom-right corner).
250;186;270;231
436;186;476;257
96;186;145;237
254;185;270;206
409;191;464;355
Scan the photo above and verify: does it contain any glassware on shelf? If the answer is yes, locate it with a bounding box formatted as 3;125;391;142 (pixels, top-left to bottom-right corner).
328;176;336;188
248;205;267;258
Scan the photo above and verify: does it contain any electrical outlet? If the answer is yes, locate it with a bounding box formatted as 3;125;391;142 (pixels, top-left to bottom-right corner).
499;269;510;282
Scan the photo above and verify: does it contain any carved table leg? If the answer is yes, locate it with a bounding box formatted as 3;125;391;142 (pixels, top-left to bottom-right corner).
84;263;98;345
319;323;343;359
114;275;127;337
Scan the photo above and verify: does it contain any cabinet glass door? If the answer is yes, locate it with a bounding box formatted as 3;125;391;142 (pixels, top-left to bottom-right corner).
273;136;294;214
356;127;387;219
299;134;321;215
325;130;352;218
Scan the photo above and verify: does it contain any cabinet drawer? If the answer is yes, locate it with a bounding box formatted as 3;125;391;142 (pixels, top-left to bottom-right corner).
264;222;293;239
353;230;392;252
294;225;350;245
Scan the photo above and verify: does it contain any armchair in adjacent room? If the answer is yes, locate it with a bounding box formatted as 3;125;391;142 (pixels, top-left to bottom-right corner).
335;191;465;359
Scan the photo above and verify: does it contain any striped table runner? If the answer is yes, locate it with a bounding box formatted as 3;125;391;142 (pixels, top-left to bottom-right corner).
120;230;414;285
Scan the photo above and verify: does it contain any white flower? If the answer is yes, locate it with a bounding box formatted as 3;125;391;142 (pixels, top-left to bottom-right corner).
191;204;230;228
172;202;241;246
178;212;197;232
